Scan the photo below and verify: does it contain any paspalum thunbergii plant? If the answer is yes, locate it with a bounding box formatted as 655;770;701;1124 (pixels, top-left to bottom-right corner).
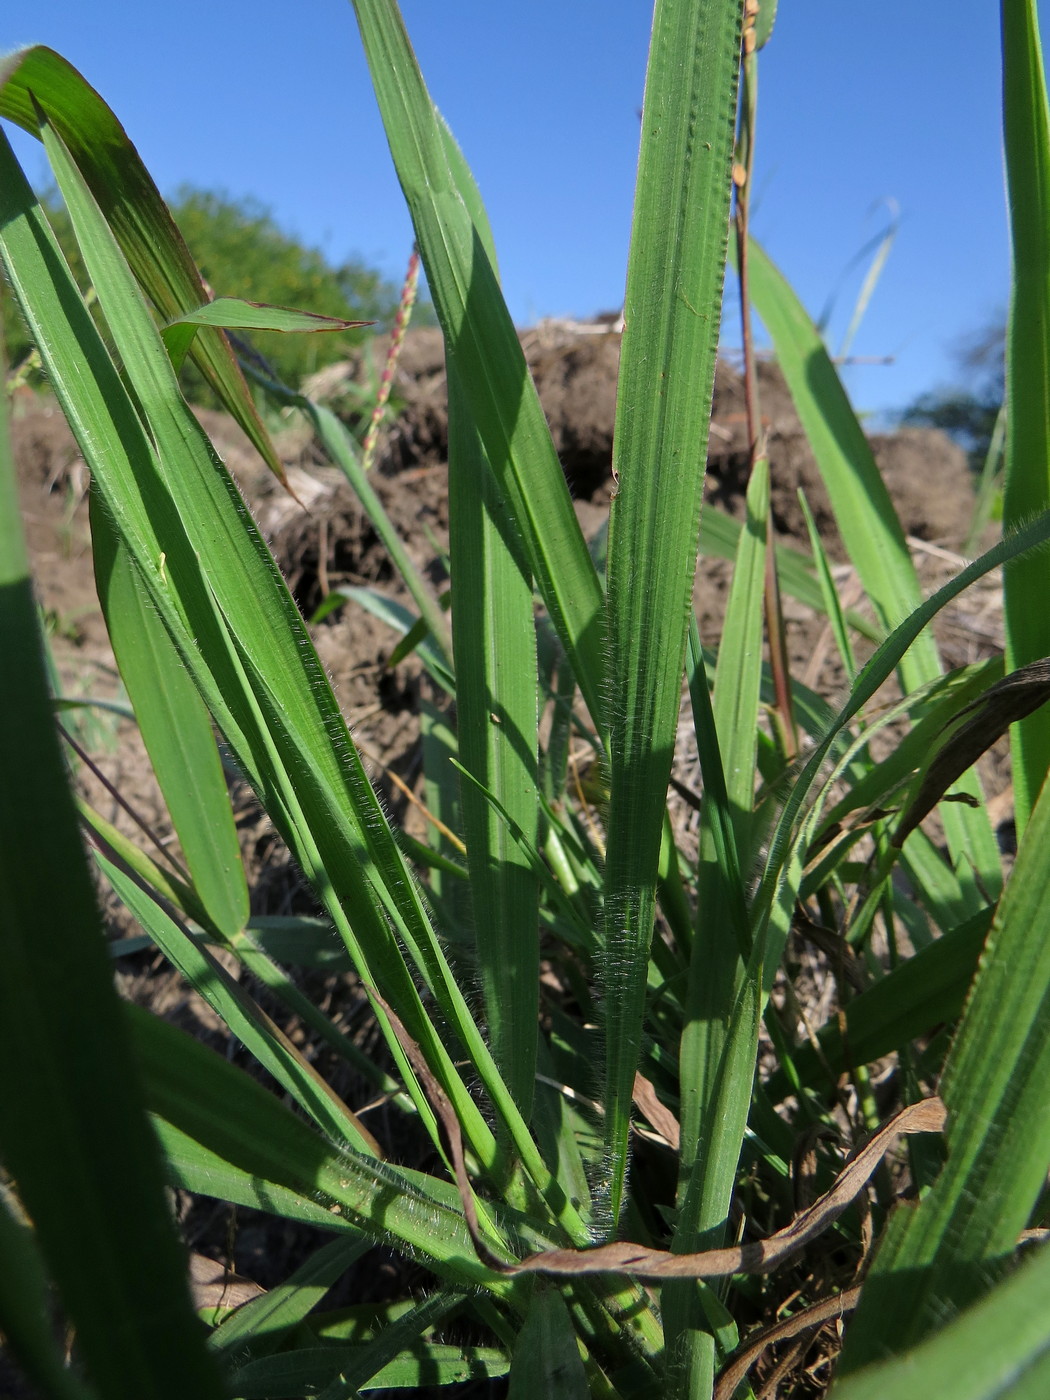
2;2;1050;1398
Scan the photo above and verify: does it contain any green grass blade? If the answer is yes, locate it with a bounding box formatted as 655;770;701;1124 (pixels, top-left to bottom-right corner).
8;107;554;1206
428;115;543;1113
831;1235;1050;1400
163;292;367;353
312;1291;472;1400
126;1005;521;1295
799;487;858;680
0;45;289;482
508;1287;589;1399
208;1236;370;1361
700;503;882;643
102;856;380;1155
1001;0;1050;832
448;369;541;1116
675;465;769;1183
0;1188;96;1400
91;494;249;937
600;0;742;1224
229;1304;502;1400
744;234;1002;903
842;767;1050;1366
753;511;1050;985
665;463;769;1389
349;0;606;731
0;329;224;1400
297;397;453;666
711;457;769;854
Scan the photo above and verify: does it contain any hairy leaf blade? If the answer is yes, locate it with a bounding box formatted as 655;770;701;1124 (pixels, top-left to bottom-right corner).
601;0;742;1225
1001;0;1050;831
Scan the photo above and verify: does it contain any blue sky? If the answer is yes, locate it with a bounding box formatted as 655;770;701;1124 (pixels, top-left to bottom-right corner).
0;2;1026;421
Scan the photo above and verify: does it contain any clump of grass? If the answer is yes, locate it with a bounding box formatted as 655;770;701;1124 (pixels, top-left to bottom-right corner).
2;4;1050;1398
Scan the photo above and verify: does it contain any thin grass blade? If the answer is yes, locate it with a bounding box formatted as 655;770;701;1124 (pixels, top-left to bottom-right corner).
744;234;1002;903
448;368;541;1117
208;1236;371;1361
1001;0;1050;832
665;462;770;1388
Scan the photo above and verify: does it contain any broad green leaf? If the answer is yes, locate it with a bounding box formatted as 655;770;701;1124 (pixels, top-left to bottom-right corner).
0;332;224;1400
508;1287;588;1399
91;492;249;937
349;0;606;731
1001;0;1050;831
831;1238;1050;1400
0;46;289;483
601;0;742;1225
843;767;1050;1365
208;1236;370;1361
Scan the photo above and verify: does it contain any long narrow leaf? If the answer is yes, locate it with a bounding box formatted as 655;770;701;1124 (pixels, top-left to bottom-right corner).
0;319;225;1400
349;0;607;731
1001;0;1050;831
91;494;249;937
601;0;742;1223
744;234;1002;904
0;46;289;482
842;766;1050;1365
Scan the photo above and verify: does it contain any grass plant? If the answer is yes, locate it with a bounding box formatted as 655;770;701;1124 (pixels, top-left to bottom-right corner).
2;2;1050;1397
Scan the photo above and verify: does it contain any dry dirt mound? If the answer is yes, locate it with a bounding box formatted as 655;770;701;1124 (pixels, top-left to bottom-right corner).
341;324;976;551
13;325;984;835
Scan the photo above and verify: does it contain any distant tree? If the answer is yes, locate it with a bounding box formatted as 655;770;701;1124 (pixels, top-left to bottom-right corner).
901;316;1005;468
3;184;428;395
